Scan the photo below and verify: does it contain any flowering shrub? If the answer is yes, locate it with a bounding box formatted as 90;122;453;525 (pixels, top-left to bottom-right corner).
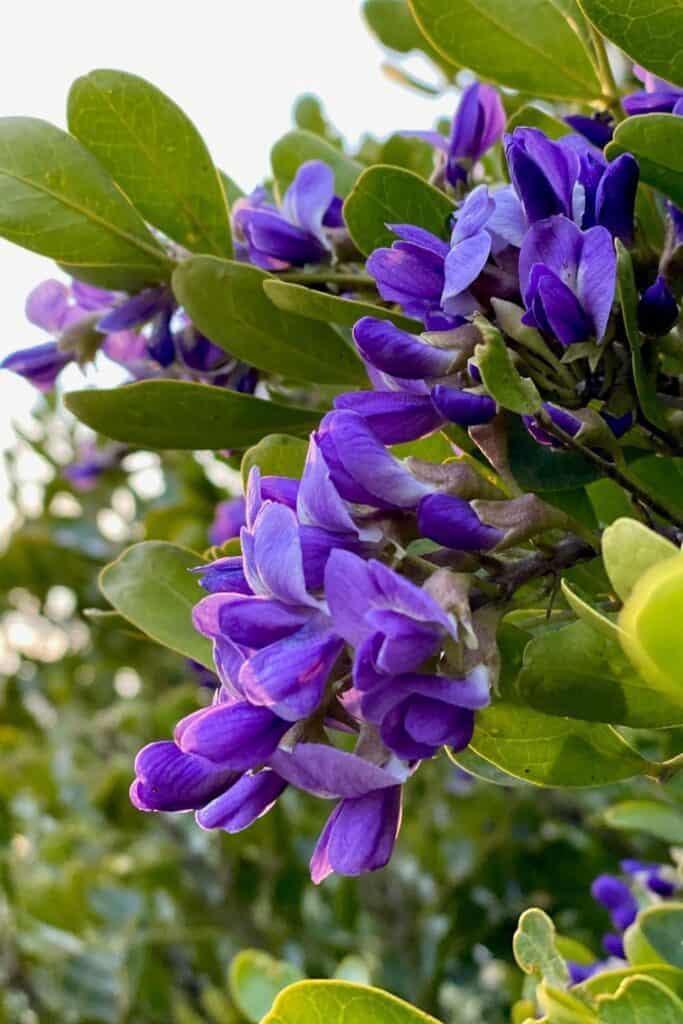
2;0;683;1020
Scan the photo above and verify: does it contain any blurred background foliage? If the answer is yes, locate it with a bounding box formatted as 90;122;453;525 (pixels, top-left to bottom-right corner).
1;402;682;1024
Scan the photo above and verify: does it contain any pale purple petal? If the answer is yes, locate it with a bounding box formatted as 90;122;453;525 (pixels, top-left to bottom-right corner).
576;225;616;341
441;233;492;306
269;742;405;798
25;279;70;332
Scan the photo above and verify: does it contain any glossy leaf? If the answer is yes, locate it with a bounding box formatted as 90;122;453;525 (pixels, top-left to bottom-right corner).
601;517;678;601
597;975;683;1023
241;434;309;489
271;130;363;198
579;0;683;89
607;116;683;208
409;0;601;99
513;908;569;988
516;618;683;728
67;69;232;257
560;580;619;640
537;982;597;1022
475;319;542;416
578;965;683;1001
469;702;652;787
603;800;683;844
0;116;169;289
228;950;305;1023
99;541;211;667
173;257;366;385
344;164;454;256
65;381;320;450
507;414;600;491
619;553;683;699
380;133;436;179
262;980;442;1024
363;0;459;72
263;279;421;332
632;906;683;969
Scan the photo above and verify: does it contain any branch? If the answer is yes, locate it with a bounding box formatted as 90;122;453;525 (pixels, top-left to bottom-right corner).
471;536;596;610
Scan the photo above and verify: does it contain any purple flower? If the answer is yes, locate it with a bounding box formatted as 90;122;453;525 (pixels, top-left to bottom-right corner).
417;493;503;551
209;497;247;546
1;341;74;392
366;225;454;324
430;384;496;426
131;740;239;813
310;785;403;882
522;402;582;448
404;81;506;187
233;161;340;269
505;128;638;243
591;874;638;931
315;410;432;510
638;275;679;335
519;215;616;345
564;114;614;150
196;769;288;831
623;64;683;116
353;316;454;379
621;859;677;898
63;441;126;491
334;390;445;444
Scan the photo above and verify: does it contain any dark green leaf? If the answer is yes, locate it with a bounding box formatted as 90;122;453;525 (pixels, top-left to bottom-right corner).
607;115;683;208
0;116;169;289
507;413;601;491
469;701;652;786
263;278;421;331
99;541;212;667
578;0;683;89
516;618;683;728
219;170;245;206
67;69;232;257
616;241;668;430
344;164;454;256
409;0;601;99
173;256;366;385
271;130;363;199
65;381;321;450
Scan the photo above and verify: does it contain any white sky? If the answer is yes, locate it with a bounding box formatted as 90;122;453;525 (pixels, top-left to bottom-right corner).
0;1;456;515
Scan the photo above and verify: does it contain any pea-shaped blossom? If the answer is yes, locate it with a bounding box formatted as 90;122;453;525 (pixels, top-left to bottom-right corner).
505;127;638;244
404;80;506;187
325;550;490;760
233;160;342;270
519;215;616;346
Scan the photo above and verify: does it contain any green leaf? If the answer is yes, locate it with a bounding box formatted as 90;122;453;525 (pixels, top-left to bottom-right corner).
469;701;652;786
506;105;571;139
263;279;421;332
507;413;600;491
344;165;454;256
615;241;668;430
271;130;363;199
379;133;435;179
578;965;683;1001
363;0;459;74
475;318;542;415
219;170;245;206
513;908;570;988
65;381;320;450
517;618;683;728
408;0;601;99
578;0;683;89
241;435;309;490
228;950;305;1024
603;800;683;844
172;257;366;385
262;981;442;1024
597;975;683;1023
560;580;619;640
0;116;169;289
99;541;211;667
607;116;683;208
67;69;232;257
628;456;683;519
537;982;597;1022
601;517;678;601
619;554;683;700
635;905;683;969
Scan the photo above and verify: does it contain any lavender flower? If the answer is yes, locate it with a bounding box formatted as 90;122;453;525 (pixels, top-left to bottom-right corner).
404;81;506;187
233;161;341;269
519;215;616;345
208;497;247;546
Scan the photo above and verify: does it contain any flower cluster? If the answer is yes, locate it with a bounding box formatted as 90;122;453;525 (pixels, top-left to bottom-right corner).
567;859;679;984
132;424;493;882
